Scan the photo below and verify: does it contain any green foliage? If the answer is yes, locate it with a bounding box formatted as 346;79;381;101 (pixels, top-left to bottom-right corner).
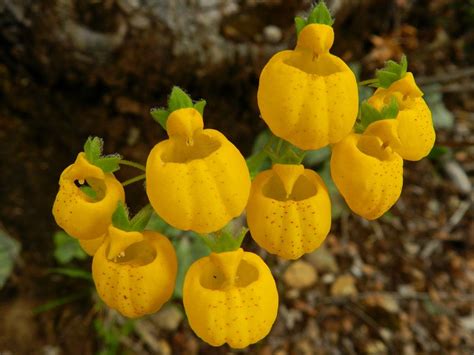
304;146;331;167
319;160;346;220
151;86;207;130
33;292;90;314
80;185;97;200
200;227;248;254
83;137;121;173
428;145;451;161
173;235;210;299
95;317;136;355
48;267;92;281
355;97;399;133
295;1;334;36
53;230;87;264
375;55;408;88
146;212;182;238
111;202;153;232
0;227;20;288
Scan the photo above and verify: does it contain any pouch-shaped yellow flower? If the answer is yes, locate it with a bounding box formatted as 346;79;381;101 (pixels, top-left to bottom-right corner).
53;153;125;240
330;132;403;220
183;248;278;349
247;164;331;260
79;236;105;256
368;73;435;161
92;226;177;318
257;23;358;150
146;108;251;234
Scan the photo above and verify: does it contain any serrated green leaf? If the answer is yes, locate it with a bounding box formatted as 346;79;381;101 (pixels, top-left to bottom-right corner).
200;227;247;253
150;108;169;130
193;99;206;116
168;86;194;112
357;98;399;133
0;228;20;288
111;201;132;231
94;155;121;173
53;231;87;264
84;137;103;163
360;101;382;126
376;55;409;88
307;1;334;26
129;205;154;232
295;16;307;36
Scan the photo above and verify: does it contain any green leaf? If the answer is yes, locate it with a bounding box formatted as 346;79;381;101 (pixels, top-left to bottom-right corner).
246;150;270;180
193;99;207;116
151;87;206;130
111;201;132;231
150;108;169;130
168;86;194;112
376;55;408;88
304;146;331;166
200;226;248;253
294;16;306;37
0;227;21;288
48;267;92;281
307;1;334;26
94;155;121;173
80;185;97;200
84;136;103;163
53;231;87;264
146;212;182;238
428;145;451;160
33;292;89;314
356;98;399;133
380;96;400;118
130;205;154;231
173;235;210;298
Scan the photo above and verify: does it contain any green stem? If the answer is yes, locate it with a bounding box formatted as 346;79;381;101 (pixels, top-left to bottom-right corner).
119;160;146;172
359;78;379;86
122;174;146;187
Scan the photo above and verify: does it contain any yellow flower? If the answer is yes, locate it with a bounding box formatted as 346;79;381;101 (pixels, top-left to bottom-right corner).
52;153;125;240
92;226;177;318
330;132;403;220
257;23;358;150
146;108;251;234
368;73;435;161
79;236;105;256
247;164;331;260
183;248;278;349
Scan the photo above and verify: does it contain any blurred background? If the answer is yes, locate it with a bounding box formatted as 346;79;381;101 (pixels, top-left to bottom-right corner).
0;0;473;354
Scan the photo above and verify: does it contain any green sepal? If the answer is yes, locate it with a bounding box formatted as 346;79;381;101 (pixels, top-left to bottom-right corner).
355;97;399;133
112;201;132;231
79;185;97;200
83;137;121;173
295;1;334;36
375;55;408;88
112;202;154;232
150;86;206;130
129;205;154;232
200;226;248;253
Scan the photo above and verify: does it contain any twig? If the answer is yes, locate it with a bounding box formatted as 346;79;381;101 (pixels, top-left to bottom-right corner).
416;67;474;86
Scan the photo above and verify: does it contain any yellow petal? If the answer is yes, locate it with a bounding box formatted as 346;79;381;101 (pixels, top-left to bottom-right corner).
295;23;334;55
105;225;145;260
52;153;125;240
247;164;331;259
330;133;403;220
183;249;278;348
92;231;177;318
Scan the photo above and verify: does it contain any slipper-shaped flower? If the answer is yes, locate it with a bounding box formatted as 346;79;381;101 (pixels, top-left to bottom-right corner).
92;225;177;318
368;73;435;161
146;108;250;234
183;248;278;349
257;23;358;150
247;164;331;259
53;153;125;240
330;131;403;220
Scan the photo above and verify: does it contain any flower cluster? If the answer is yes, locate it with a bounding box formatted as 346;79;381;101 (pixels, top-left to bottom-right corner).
52;1;435;350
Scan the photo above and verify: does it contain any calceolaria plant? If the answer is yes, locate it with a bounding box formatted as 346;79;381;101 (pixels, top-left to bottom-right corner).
51;1;435;350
